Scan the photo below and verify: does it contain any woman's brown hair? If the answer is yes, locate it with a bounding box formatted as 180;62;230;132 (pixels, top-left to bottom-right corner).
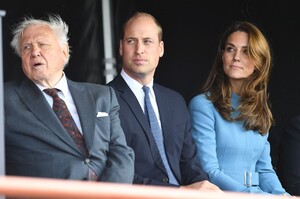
202;21;273;135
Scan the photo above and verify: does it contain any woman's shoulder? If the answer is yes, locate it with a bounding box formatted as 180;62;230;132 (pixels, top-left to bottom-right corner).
189;93;210;104
189;93;214;110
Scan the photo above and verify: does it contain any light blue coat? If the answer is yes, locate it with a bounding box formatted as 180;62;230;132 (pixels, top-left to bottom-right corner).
189;93;288;194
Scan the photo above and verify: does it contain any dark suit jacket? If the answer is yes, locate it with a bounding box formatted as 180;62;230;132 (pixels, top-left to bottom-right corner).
278;114;300;196
5;77;134;183
107;74;208;186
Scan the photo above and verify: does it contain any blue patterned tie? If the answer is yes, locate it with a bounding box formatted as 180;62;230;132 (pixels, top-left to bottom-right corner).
44;88;98;181
142;86;178;185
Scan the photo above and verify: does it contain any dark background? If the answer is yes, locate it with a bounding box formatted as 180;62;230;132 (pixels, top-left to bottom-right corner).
1;0;299;176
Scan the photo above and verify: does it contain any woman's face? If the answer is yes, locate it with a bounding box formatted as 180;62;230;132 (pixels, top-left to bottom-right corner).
222;31;255;91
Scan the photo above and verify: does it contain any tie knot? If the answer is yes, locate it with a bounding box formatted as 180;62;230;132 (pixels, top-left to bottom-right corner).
44;88;59;98
142;86;150;95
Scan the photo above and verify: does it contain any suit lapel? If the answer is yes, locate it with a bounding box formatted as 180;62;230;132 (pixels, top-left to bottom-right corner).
68;80;95;151
153;84;177;176
18;79;81;155
153;84;172;146
114;75;150;132
114;75;167;174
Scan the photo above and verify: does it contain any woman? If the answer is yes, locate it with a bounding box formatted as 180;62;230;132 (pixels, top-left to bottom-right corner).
189;21;289;195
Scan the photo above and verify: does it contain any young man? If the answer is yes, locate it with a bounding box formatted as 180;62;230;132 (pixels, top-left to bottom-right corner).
108;12;220;191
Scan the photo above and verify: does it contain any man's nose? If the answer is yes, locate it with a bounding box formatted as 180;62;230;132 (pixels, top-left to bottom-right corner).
31;45;41;57
136;42;144;54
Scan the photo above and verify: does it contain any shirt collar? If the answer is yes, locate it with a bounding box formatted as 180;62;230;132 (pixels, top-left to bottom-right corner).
121;69;154;90
35;72;69;96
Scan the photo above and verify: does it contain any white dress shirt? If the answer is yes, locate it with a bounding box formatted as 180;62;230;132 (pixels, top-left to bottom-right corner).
36;73;83;134
121;69;162;129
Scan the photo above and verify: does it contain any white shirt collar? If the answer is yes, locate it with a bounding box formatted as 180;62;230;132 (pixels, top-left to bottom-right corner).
36;72;69;97
121;69;159;116
120;69;154;90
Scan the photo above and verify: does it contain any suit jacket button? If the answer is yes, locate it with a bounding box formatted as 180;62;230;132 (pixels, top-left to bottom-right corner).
162;177;169;183
84;158;90;164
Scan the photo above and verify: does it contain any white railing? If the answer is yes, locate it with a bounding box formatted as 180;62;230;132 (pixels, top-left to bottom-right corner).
0;176;297;199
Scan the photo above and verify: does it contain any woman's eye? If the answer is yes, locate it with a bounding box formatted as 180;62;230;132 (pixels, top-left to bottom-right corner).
242;48;249;54
226;47;234;52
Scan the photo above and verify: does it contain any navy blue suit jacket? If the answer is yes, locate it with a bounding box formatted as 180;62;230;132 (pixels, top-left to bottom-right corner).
107;74;208;186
